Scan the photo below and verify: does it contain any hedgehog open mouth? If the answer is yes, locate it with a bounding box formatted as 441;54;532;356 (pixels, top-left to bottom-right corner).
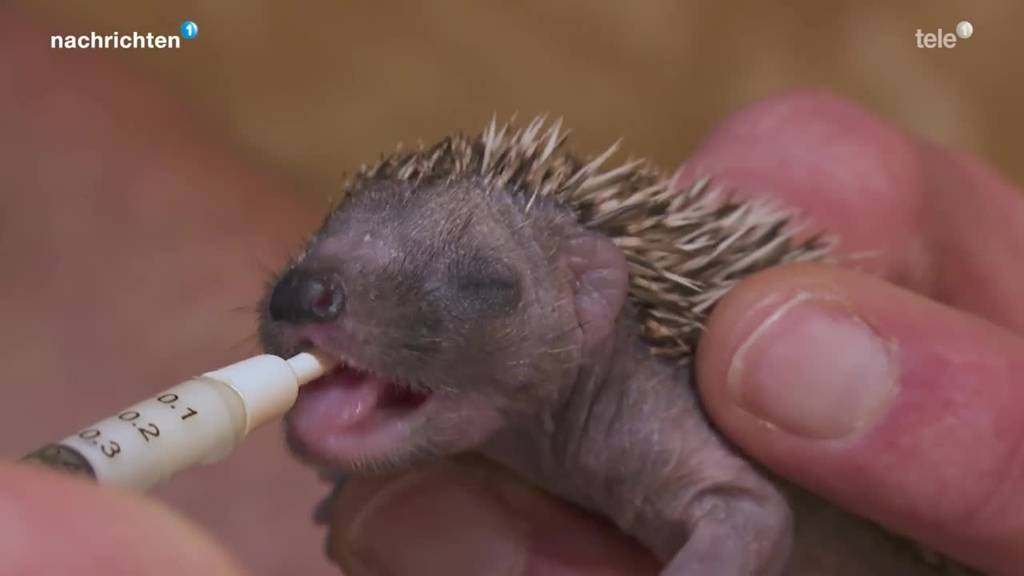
286;360;433;465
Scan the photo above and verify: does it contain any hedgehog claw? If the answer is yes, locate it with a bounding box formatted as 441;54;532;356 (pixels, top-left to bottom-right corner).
313;475;350;525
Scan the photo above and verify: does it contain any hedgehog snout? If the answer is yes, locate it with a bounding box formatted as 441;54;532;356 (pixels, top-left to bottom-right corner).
268;268;346;324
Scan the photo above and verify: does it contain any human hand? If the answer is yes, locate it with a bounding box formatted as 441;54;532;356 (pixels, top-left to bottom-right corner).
0;463;248;576
321;93;1024;576
691;92;1024;575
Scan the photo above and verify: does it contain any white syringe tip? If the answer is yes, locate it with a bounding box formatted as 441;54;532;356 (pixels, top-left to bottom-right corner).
287;350;336;386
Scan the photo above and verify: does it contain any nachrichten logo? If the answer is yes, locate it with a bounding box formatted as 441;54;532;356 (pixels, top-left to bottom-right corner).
51;20;199;50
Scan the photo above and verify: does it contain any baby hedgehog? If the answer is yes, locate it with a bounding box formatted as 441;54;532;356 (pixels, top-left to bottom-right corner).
259;118;974;575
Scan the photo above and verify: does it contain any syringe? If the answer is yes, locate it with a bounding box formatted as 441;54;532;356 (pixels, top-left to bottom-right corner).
20;352;335;492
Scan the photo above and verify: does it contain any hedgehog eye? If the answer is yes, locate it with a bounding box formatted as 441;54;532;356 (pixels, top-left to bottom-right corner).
449;253;521;315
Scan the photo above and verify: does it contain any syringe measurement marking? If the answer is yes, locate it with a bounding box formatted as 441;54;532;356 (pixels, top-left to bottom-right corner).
117;410;161;442
157;393;198;420
73;392;201;460
77;428;120;458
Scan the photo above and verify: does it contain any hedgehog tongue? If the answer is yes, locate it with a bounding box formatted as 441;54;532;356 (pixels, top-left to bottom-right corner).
290;367;385;436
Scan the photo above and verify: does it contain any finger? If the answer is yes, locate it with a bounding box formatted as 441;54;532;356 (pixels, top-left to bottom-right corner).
325;459;659;576
0;463;246;576
697;263;1024;574
674;91;1024;333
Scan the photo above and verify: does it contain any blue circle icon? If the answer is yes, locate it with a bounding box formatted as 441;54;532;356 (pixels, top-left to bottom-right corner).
180;20;198;40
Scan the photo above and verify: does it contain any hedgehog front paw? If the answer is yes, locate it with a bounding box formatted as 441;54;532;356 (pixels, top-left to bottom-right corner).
661;486;793;576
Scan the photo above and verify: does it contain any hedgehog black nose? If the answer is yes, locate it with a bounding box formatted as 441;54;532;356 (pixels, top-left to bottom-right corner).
268;268;345;323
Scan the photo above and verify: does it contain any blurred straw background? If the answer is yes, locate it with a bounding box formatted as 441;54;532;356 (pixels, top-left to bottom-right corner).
17;1;1022;202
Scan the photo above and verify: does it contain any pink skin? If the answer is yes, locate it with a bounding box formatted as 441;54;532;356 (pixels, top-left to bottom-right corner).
285;325;438;466
288;366;432;465
3;2;1023;572
0;463;246;576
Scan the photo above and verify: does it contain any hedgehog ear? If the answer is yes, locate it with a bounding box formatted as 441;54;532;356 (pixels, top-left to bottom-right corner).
563;230;629;355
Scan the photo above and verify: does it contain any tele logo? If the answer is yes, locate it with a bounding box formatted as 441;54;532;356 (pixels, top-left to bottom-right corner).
916;20;973;48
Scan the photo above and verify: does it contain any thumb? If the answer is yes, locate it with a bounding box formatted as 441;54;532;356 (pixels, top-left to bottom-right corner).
0;463;246;576
324;458;658;576
696;263;1024;575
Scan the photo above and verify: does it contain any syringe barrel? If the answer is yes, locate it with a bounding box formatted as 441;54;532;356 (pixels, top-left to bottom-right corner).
24;377;247;491
20;354;314;492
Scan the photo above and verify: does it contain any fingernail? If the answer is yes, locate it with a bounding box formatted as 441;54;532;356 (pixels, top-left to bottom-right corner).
339;470;528;576
728;293;897;440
